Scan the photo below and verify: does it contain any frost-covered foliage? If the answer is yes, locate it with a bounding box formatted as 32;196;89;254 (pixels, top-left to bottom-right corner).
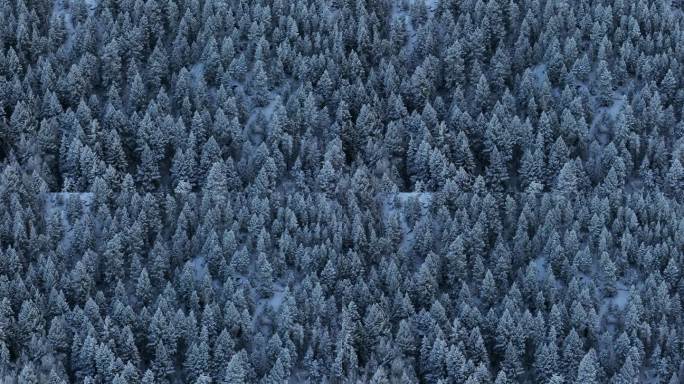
0;0;684;382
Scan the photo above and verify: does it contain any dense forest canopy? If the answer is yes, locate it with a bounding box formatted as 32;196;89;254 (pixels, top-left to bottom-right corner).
0;0;683;382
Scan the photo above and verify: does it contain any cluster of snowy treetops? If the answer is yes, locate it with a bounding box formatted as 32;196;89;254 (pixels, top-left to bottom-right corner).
0;0;684;382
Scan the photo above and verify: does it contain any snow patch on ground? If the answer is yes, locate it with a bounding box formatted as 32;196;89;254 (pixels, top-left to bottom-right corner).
380;192;432;257
52;0;76;42
252;284;286;331
604;95;626;119
51;0;99;50
259;95;280;121
391;1;418;49
590;92;627;144
190;256;208;281
530;64;548;81
405;0;438;10
395;192;432;205
380;192;433;222
268;289;286;311
245;95;279;134
44;192;93;219
532;256;547;280
610;287;629;310
190;63;205;85
45;191;93;203
598;283;630;333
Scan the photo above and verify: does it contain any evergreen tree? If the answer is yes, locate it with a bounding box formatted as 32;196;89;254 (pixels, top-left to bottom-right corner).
486;146;509;193
138;144;161;191
255;253;274;297
596;61;614;106
252;61;271;107
224;351;248;384
575;349;599;384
